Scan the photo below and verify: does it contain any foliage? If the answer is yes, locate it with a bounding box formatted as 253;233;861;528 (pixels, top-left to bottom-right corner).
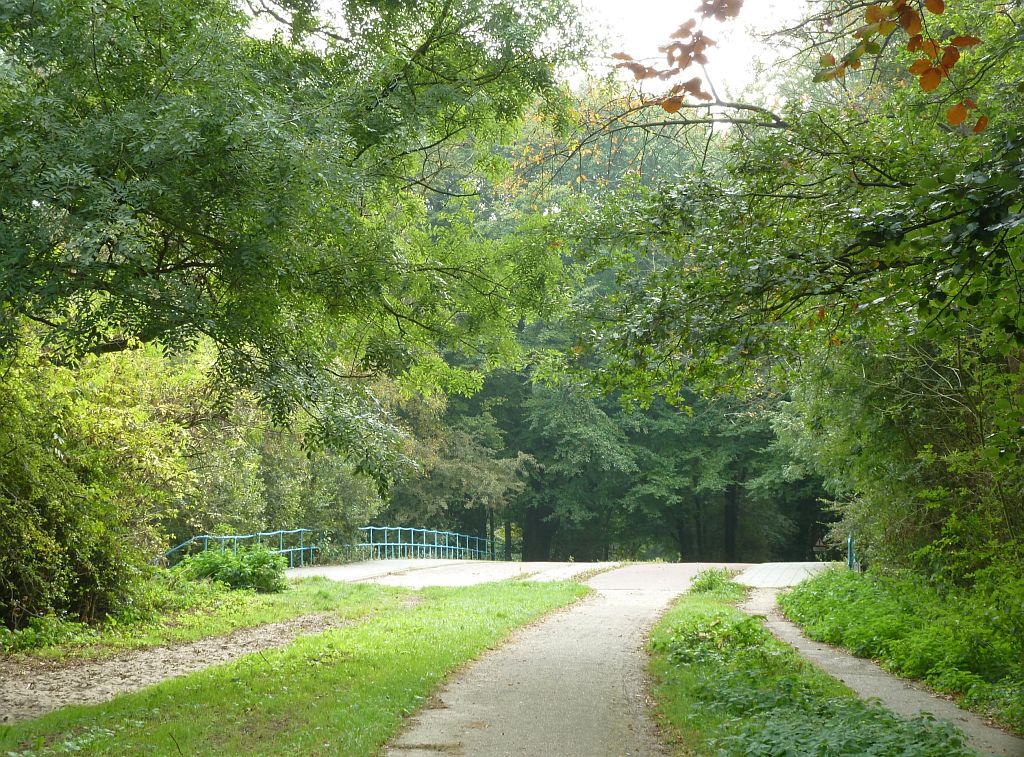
781;567;1024;732
0;0;586;482
649;582;976;756
173;545;287;592
543;0;1023;580
0;336;392;629
0;340;188;628
0;581;587;756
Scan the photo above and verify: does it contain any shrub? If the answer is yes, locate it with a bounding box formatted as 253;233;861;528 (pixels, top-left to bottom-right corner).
174;545;288;592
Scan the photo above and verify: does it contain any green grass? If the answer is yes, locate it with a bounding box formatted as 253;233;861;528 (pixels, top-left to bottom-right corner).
780;567;1024;734
2;577;406;660
648;570;975;756
0;580;587;756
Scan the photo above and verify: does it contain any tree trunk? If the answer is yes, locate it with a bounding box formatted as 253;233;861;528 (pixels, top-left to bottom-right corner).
522;503;554;561
504;518;512;561
724;482;740;561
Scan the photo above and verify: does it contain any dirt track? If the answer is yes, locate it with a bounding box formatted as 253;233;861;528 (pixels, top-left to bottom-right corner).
0;613;342;723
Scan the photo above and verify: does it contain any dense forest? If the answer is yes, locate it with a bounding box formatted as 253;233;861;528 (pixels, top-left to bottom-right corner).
1;0;1021;629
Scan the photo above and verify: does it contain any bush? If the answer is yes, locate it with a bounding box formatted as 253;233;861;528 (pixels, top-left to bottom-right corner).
174;545;288;592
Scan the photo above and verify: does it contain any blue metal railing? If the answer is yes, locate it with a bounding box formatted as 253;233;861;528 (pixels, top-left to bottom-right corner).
163;528;317;568
357;526;495;560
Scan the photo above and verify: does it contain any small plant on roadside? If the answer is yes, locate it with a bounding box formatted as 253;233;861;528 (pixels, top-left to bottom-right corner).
174;545;287;592
689;568;744;599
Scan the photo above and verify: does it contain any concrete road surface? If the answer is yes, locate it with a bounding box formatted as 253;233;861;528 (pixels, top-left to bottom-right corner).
287;559;617;587
385;562;748;757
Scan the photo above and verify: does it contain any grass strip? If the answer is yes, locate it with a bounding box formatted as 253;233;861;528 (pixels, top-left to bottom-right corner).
0;580;586;755
4;578;406;661
648;569;976;756
780;566;1024;734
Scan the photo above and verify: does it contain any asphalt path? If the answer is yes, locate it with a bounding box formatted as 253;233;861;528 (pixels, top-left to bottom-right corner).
385;562;748;757
287;559;618;587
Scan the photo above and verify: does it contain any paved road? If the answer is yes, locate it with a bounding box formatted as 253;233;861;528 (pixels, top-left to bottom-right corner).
287;559;618;587
734;561;831;587
385;562;748;757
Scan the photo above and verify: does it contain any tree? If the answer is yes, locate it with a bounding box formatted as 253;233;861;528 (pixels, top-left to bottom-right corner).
546;0;1023;576
0;0;585;480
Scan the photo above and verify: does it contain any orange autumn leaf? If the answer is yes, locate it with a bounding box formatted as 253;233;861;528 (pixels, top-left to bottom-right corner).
946;102;968;125
924;0;945;13
907;34;923;51
952;35;982;47
920;38;941;58
900;8;922;35
865;4;885;23
909;58;931;75
941;45;960;68
919;67;942;91
973;115;989;133
964;98;977;109
661;96;684;114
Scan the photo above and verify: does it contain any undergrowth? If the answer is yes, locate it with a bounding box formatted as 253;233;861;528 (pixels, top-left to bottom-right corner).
649;569;975;756
173;545;288;592
780;567;1024;734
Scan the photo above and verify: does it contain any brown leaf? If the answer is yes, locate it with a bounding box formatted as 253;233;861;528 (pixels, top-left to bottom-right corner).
819;53;837;67
973;115;989;133
907;34;923;51
908;58;931;75
671;19;697;39
611;52;633;61
696;0;743;21
952;35;981;47
920;38;941;58
919;67;942;91
941;45;960;68
681;76;704;95
963;98;977;109
617;61;658;80
899;8;922;35
946;102;968;126
924;0;945;13
661;96;685;114
865;4;885;23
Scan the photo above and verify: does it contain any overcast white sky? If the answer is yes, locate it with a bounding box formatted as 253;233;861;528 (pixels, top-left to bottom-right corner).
575;0;810;97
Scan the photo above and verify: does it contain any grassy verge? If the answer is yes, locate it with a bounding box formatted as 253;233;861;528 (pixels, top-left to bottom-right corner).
780;567;1024;734
648;569;975;756
2;577;406;660
0;580;586;756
